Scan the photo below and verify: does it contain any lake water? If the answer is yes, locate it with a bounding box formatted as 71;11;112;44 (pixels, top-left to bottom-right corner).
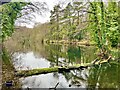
10;44;119;88
3;27;119;88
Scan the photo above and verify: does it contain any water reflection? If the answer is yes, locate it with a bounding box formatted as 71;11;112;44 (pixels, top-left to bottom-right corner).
12;45;97;70
12;52;50;70
87;62;120;88
45;45;97;67
10;44;120;88
20;73;70;88
20;71;88;88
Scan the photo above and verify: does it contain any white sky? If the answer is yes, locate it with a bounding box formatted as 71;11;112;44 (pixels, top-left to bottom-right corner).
15;0;72;28
29;0;72;23
15;0;118;28
34;0;72;23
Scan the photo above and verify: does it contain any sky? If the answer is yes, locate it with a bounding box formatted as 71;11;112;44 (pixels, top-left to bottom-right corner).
15;0;118;28
15;0;71;28
34;0;72;23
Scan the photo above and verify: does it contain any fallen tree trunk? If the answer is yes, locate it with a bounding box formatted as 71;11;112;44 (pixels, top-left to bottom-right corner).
15;64;88;77
16;57;111;77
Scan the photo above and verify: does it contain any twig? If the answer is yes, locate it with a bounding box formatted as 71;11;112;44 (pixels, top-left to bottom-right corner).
91;58;99;64
49;82;59;90
54;82;59;88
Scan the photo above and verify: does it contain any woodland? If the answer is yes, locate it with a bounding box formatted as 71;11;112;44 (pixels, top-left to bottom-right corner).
0;0;120;89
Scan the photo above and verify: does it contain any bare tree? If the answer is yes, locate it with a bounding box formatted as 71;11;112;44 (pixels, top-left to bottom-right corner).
15;1;49;26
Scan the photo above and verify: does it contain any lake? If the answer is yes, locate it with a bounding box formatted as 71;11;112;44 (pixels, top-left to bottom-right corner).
10;44;120;88
3;28;120;89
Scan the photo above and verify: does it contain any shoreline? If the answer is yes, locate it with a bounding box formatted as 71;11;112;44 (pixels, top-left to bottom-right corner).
44;39;95;46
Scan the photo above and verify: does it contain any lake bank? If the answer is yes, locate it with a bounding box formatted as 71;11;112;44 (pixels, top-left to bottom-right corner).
2;48;21;89
44;39;95;46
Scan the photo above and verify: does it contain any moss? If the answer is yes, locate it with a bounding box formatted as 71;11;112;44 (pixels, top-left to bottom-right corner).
17;67;59;77
16;59;111;77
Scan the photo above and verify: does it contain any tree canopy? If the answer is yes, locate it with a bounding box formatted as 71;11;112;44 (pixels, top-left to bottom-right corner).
46;1;119;56
0;1;48;42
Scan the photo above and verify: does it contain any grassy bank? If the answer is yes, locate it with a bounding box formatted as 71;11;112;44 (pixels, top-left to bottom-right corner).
2;48;21;90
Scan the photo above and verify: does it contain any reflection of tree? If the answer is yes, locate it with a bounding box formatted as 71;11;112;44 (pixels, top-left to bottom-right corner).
45;44;97;67
45;44;62;61
45;45;82;65
67;46;81;64
4;26;97;66
60;61;120;88
62;69;87;87
87;62;120;88
53;72;59;79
